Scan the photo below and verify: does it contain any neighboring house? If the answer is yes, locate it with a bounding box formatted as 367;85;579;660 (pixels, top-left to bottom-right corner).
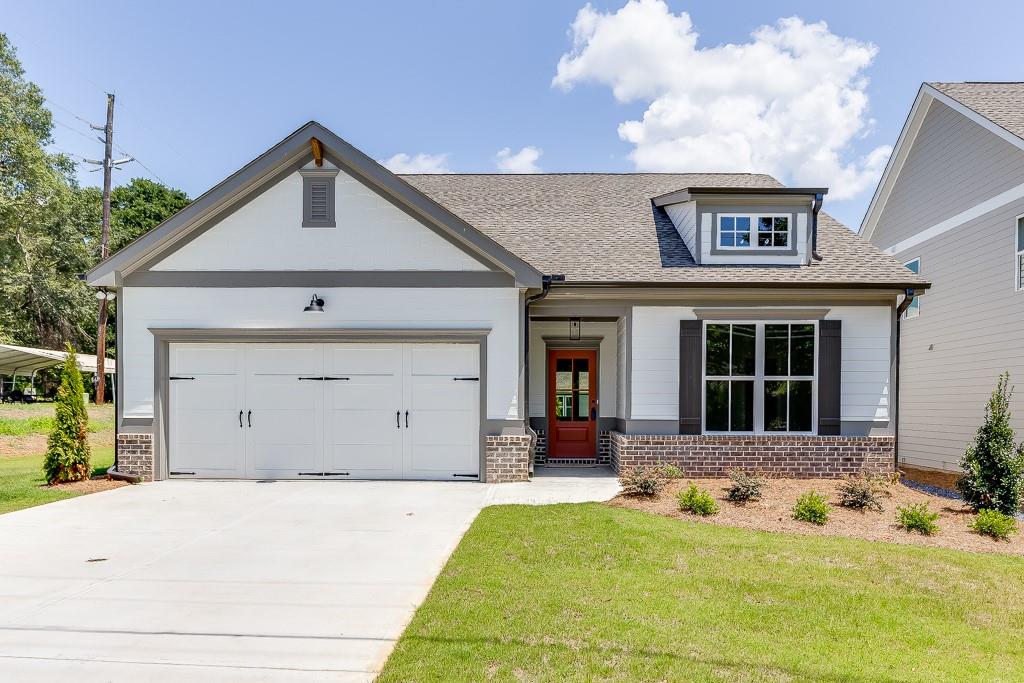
87;122;925;483
862;82;1024;473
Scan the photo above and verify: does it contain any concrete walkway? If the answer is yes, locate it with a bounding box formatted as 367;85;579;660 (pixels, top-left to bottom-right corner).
0;471;618;681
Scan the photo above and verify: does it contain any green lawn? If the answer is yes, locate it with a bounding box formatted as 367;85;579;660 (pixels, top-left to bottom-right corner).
379;504;1024;682
0;403;114;436
0;447;113;514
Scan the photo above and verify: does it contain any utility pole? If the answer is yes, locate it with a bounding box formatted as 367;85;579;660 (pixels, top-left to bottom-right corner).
85;94;131;405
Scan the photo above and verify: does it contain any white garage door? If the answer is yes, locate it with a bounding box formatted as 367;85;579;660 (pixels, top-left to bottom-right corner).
168;342;479;480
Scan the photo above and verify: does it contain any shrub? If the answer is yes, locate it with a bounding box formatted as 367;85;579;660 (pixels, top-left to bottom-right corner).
677;484;720;516
895;503;940;535
619;466;667;497
726;469;764;504
969;509;1018;541
957;372;1024;514
837;474;887;512
659;463;685;479
792;491;830;525
43;346;91;484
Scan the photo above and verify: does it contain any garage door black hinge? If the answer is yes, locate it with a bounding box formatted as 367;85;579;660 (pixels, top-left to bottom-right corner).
298;471;351;476
170;471;195;475
169;376;196;381
452;377;479;381
299;377;351;381
453;473;479;478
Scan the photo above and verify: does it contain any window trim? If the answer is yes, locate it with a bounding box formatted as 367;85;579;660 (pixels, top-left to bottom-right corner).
1016;214;1024;293
903;257;921;318
716;213;793;251
701;320;818;435
301;168;339;228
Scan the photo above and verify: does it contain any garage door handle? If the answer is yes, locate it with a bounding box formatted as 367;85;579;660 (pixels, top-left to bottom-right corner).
247;410;252;427
239;410;243;428
405;410;409;428
396;411;400;428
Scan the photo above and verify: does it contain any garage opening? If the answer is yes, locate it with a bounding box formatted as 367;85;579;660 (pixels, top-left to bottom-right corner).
167;342;480;480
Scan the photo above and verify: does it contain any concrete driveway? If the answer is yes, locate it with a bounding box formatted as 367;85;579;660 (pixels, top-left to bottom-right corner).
0;471;618;681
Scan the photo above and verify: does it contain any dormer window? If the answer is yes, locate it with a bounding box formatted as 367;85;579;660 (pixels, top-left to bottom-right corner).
718;214;790;249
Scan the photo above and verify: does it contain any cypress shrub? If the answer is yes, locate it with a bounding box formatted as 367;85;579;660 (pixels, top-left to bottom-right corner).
43;346;91;483
957;373;1024;514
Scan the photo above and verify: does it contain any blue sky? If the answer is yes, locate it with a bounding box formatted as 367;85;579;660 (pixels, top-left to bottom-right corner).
4;0;1022;229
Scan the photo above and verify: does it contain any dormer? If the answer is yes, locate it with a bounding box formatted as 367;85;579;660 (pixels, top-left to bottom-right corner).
654;187;827;266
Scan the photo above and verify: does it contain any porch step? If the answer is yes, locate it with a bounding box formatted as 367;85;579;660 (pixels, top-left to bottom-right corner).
541;459;598;467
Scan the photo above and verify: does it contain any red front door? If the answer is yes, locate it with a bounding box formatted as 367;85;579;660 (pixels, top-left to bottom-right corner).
547;348;597;458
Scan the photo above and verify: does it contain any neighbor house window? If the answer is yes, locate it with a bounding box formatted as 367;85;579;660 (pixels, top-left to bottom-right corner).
718;214;790;249
903;258;921;318
704;322;816;433
1017;216;1024;291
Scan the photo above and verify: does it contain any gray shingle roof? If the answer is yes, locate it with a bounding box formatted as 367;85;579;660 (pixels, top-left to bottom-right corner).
400;173;926;288
929;82;1024;141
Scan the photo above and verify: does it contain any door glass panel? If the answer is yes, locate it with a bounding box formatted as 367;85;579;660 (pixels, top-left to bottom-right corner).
706;381;728;431
577;392;590;420
765;324;788;375
731;324;756;375
555;392;572;421
764;380;787;431
555;358;572;390
730;380;754;431
574;358;589;390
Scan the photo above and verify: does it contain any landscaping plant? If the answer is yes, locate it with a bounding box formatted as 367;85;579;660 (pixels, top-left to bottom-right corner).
619;465;667;496
895;503;940;535
969;509;1018;541
726;469;764;504
659;463;684;479
677;483;720;516
957;372;1024;514
42;347;91;483
837;474;887;512
792;491;830;525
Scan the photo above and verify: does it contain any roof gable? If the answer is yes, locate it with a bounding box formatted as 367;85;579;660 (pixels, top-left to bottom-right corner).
87;122;543;287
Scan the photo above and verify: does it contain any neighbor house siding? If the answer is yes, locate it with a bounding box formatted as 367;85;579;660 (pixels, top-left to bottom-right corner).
893;195;1024;472
629;305;892;431
119;286;521;422
527;320;618;419
872;99;1024;250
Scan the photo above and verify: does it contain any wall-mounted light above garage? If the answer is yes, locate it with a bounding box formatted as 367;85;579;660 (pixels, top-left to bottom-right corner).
303;293;325;312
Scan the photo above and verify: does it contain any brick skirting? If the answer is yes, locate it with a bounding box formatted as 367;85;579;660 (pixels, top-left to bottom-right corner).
485;435;532;483
532;428;612;466
116;433;154;481
610;432;894;478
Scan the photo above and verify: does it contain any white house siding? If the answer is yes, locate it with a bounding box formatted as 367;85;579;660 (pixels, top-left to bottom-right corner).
119;287;521;421
892;195;1024;472
873;99;1024;250
629;305;892;429
617;316;627;419
664;202;697;257
528;320;618;419
152;164;487;272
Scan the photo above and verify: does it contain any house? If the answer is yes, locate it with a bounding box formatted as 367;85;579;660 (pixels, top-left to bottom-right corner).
87;122;926;483
862;82;1024;474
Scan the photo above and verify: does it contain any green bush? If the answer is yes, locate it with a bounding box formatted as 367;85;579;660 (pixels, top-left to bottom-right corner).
957;372;1024;514
969;509;1018;541
726;469;764;504
895;503;940;535
43;346;91;484
792;491;830;525
837;474;887;512
619;466;666;497
677;484;720;516
659;463;685;479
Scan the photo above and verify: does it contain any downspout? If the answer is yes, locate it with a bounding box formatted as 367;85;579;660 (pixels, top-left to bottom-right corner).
810;192;824;261
893;288;916;471
523;274;564;473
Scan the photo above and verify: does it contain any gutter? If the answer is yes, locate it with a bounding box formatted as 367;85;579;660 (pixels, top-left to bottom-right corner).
811;192;824;261
893;288;917;470
522;274;564;474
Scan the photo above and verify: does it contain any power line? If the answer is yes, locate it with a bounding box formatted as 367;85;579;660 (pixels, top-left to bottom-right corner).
51;112;169;186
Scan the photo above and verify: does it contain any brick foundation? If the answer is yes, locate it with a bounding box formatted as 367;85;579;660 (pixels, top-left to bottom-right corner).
532;428;611;466
485;435;532;483
610;432;894;478
116;433;154;481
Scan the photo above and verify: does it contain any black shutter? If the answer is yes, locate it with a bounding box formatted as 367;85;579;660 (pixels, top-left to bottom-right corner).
818;320;842;435
679;320;703;434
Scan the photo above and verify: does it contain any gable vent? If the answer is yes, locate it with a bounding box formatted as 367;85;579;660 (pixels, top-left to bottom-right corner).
310;182;329;220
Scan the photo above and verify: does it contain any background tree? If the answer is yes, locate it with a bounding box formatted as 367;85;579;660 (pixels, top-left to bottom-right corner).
43;346;91;483
110;178;189;252
957;372;1024;514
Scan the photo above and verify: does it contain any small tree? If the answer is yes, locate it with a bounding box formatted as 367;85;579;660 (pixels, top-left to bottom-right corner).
43;346;91;483
957;373;1024;514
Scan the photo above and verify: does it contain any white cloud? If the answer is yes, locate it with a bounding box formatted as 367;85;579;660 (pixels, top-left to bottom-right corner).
495;146;543;173
553;0;890;200
380;152;452;173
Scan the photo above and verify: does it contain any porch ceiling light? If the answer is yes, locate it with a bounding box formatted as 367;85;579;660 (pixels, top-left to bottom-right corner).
303;293;325;312
569;318;581;340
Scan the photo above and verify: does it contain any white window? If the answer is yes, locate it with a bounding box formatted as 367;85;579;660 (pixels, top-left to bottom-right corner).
903;258;921;318
1016;216;1024;292
703;322;816;434
718;214;790;249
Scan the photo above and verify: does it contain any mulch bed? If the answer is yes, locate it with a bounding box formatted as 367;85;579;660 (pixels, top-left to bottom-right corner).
609;477;1024;556
43;476;128;495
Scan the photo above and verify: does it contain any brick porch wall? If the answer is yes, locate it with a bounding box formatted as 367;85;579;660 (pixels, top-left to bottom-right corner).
609;432;894;478
532;428;611;465
116;433;154;481
485;435;532;483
